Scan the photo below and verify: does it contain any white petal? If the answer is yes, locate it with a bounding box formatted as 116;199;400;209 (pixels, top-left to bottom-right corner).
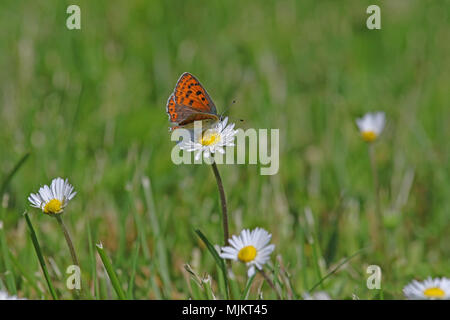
247;265;256;277
220;253;238;260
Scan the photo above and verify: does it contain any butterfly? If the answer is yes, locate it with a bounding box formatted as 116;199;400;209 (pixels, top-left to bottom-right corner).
166;72;220;131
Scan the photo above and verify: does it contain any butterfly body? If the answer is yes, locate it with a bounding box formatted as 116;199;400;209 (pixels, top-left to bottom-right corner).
166;72;220;131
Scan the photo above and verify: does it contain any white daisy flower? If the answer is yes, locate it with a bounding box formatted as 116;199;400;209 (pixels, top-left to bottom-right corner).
0;290;23;300
28;177;77;215
220;227;275;277
179;117;238;161
356;111;386;142
403;277;450;300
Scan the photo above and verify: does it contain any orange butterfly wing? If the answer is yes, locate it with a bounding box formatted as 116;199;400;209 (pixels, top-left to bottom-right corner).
166;73;219;128
174;73;217;114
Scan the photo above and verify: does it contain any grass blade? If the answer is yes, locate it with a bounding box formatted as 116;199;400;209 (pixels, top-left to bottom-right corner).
195;229;229;299
141;176;171;297
184;264;210;299
95;242;126;300
87;220;98;299
229;277;240;300
308;248;365;292
240;274;256;300
0;152;30;296
215;264;226;296
8;250;43;296
127;241;140;299
203;275;215;300
0;152;30;197
0;218;17;294
24;212;58;300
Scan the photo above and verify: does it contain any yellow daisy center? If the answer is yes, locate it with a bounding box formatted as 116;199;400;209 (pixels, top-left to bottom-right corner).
423;287;445;298
238;245;257;263
44;199;63;214
200;130;220;146
361;131;377;142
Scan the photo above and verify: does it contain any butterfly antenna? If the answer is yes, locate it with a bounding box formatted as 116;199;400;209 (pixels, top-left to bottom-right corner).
220;100;236;120
220;100;236;119
221;100;245;123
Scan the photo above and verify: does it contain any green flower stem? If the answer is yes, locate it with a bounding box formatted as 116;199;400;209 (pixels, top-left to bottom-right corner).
56;215;79;267
211;162;229;246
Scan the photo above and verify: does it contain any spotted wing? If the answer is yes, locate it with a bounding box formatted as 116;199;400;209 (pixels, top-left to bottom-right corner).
166;72;219;129
173;72;217;115
166;93;218;127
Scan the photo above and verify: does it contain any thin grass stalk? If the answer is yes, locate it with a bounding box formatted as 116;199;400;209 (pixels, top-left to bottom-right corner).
195;229;230;299
0;152;29;295
240;274;256;300
0;152;30;197
24;212;58;300
87;220;98;299
203;276;215;300
95;243;126;300
127;242;140;299
8;250;43;295
308;248;365;292
368;144;384;251
141;176;171;297
0;216;17;294
259;269;281;299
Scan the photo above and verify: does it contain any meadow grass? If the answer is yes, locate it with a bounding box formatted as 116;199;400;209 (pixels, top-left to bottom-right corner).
0;0;449;299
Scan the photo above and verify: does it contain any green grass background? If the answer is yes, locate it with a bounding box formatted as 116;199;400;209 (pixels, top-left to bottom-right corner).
0;0;449;299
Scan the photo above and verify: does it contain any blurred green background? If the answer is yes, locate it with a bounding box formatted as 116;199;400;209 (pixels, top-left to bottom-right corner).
0;0;449;299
